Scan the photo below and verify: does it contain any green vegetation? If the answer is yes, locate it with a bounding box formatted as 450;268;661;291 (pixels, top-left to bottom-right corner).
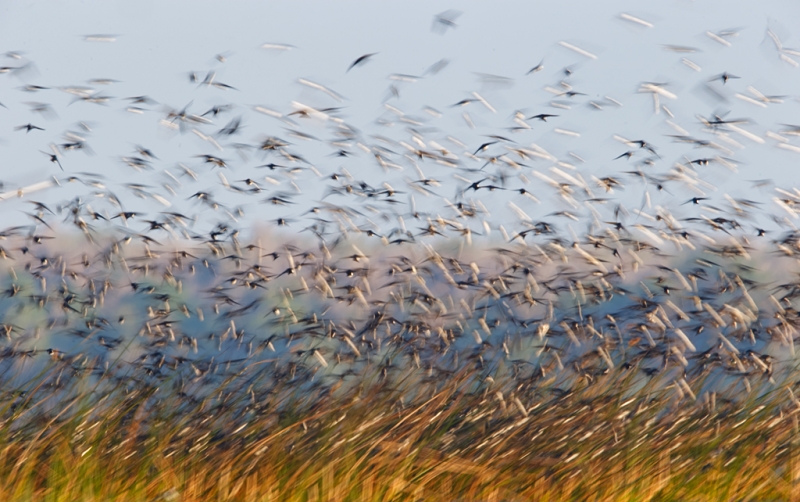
0;337;798;500
0;231;793;500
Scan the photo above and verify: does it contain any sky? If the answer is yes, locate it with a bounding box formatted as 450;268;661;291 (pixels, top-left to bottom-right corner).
1;0;800;241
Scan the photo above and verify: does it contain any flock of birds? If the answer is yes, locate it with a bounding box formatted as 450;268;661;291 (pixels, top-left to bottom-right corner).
1;12;800;409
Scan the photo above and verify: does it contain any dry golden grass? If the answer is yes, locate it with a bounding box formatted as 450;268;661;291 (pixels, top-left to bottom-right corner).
0;232;793;501
0;354;797;501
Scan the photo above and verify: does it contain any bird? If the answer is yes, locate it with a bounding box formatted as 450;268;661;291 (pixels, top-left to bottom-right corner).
40;150;63;170
14;123;44;133
526;60;544;75
347;53;377;72
528;113;558;122
710;72;740;84
682;197;708;205
0;7;794;471
432;10;462;33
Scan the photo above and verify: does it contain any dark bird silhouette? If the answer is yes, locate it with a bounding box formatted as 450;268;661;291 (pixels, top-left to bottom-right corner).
526;60;544;75
15;123;44;133
473;141;498;155
528;113;558;122
682;197;708;205
347;53;377;72
710;72;740;84
40;150;63;171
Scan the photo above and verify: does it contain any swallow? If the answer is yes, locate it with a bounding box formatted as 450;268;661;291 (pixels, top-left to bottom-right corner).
433;10;462;33
195;155;227;168
134;145;158;159
710;72;740;84
451;98;476;107
460;178;489;195
347;53;377;72
125;95;158;105
526;60;544;75
15;123;44;133
18;85;49;92
528;113;558;121
40;150;63;171
216;116;242;136
201;104;234;117
473;141;498;155
682;197;708;205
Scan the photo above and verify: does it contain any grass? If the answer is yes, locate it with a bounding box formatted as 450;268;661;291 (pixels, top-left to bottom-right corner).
0;351;798;501
0;231;795;500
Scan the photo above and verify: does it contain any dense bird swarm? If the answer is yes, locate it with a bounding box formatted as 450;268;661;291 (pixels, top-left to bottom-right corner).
2;7;800;501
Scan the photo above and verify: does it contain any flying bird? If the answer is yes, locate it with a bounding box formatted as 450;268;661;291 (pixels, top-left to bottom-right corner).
432;10;462;34
528;113;558;122
14;123;44;133
526;60;544;75
40;150;63;171
347;53;377;72
710;72;740;84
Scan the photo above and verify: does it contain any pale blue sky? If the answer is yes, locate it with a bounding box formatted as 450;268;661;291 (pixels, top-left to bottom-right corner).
1;1;800;238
